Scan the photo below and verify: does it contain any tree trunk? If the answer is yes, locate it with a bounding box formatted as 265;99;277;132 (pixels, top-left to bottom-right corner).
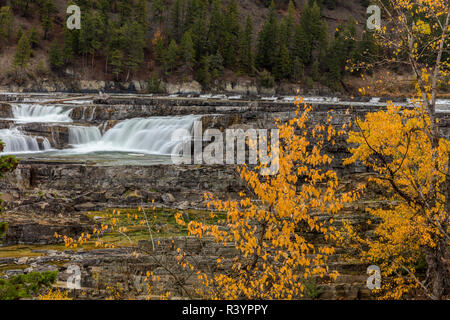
425;237;448;299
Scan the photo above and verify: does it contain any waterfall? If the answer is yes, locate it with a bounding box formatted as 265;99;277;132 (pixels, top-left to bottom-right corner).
11;103;73;123
0;128;51;153
71;115;199;155
69;126;102;145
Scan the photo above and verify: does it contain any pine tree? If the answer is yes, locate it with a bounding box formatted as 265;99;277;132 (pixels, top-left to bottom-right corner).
151;0;165;28
123;21;146;80
208;0;225;56
185;0;202;30
276;44;292;80
0;6;13;44
292;57;304;82
299;1;328;62
13;33;31;69
285;0;296;53
136;0;148;28
181;30;196;69
49;40;64;71
152;30;165;66
293;24;311;64
117;0;132;23
166;39;179;73
29;27;39;49
110;49;124;80
170;0;184;43
16;28;24;43
223;0;240;68
191;3;208;61
210;51;224;78
256;1;278;71
323;19;357;89
238;15;254;75
39;0;55;40
196;55;211;86
311;59;320;81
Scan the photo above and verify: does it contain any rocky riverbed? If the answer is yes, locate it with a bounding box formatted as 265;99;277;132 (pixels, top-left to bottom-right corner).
0;93;449;299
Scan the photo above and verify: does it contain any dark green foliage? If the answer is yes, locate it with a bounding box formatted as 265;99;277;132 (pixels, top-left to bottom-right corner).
49;40;64;71
0;6;13;44
0;271;58;300
222;0;240;68
323;19;358;90
238;15;255;75
181;30;196;69
11;0;34;16
300;1;328;59
28;27;39;49
166;39;179;73
0;0;385;91
196;55;212;86
39;0;55;40
151;0;164;27
0;222;8;239
147;74;164;94
13;33;31;68
256;1;278;71
257;69;275;88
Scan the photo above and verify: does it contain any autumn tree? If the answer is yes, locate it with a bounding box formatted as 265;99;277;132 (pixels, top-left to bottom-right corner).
343;0;449;300
180;99;362;299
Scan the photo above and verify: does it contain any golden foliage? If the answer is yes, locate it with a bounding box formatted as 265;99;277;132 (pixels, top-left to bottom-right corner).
183;98;363;299
342;102;449;299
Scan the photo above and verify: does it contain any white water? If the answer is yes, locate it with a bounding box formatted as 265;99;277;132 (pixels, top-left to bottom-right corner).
11;104;73;123
69;115;199;155
0;128;51;153
69;126;102;145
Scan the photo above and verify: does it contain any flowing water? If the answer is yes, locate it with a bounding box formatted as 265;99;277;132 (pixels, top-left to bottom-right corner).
0;99;199;162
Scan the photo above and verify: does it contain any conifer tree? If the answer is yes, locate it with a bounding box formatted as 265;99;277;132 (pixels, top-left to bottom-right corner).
13;33;31;69
181;30;196;69
208;0;225;56
16;28;23;43
238;15;255;75
49;39;64;71
151;0;165;28
256;1;279;71
29;27;39;49
170;0;184;43
0;6;13;44
191;3;208;61
223;0;240;68
276;44;292;80
166;39;179;73
311;59;320;81
110;49;124;80
285;0;296;53
299;1;328;62
39;0;55;40
293;24;311;64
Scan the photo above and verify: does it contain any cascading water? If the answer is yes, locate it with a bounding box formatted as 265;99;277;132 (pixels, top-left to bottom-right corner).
11;103;72;123
71;115;199;155
0;128;51;153
69;126;102;145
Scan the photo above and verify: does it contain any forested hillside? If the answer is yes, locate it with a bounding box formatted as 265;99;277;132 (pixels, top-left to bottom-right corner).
0;0;408;93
